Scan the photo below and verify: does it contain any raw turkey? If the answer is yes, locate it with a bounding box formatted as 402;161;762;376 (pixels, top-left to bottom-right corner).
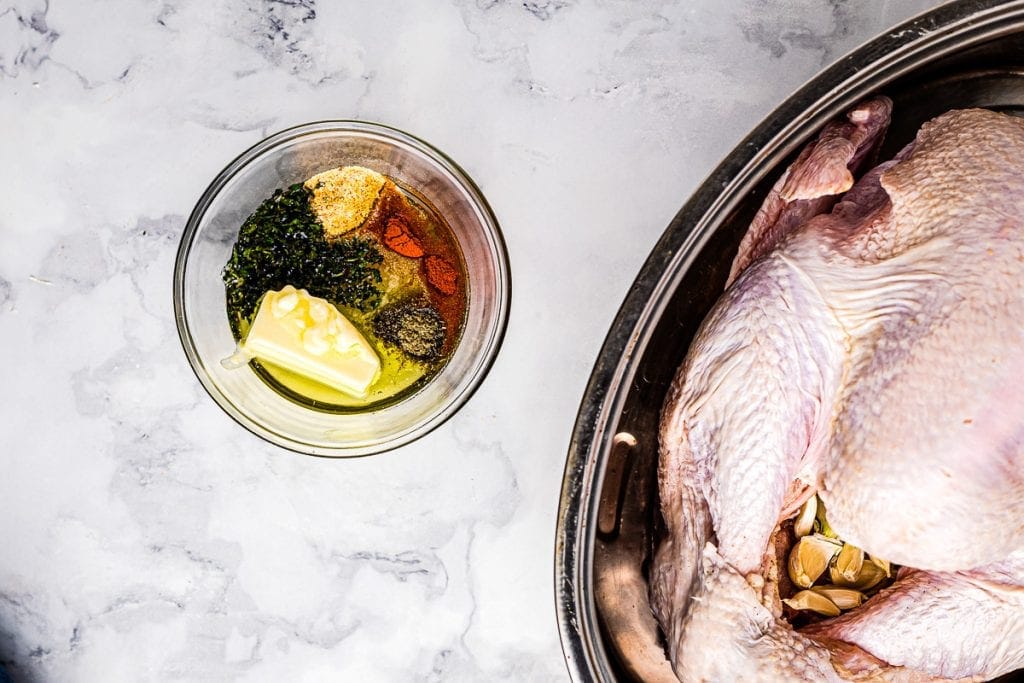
650;98;1024;681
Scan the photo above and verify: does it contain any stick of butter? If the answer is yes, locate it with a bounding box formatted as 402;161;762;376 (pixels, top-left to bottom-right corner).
241;285;380;398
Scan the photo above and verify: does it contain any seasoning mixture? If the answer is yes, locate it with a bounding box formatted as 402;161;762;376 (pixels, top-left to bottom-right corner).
222;165;468;410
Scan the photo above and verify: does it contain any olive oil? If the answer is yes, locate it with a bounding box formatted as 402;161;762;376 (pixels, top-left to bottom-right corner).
254;304;434;410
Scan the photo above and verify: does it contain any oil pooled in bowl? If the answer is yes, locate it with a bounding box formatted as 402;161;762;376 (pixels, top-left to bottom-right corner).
222;166;468;413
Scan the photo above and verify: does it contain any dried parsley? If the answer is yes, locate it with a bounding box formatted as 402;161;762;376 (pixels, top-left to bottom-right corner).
222;183;383;337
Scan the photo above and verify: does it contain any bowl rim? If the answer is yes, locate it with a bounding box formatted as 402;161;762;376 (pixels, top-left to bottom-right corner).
553;0;1024;679
173;119;511;458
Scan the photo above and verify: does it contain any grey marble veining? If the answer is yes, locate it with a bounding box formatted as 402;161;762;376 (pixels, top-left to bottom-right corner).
0;1;945;680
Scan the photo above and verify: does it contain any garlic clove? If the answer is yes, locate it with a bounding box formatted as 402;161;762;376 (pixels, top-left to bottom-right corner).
783;590;841;617
831;556;886;591
788;534;843;588
833;543;864;583
793;494;818;538
869;555;892;578
852;560;887;592
810;585;866;610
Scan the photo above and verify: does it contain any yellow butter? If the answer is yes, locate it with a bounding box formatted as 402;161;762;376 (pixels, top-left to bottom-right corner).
242;285;380;397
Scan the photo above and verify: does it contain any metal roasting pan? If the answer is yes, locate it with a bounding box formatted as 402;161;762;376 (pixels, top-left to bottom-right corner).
554;1;1024;680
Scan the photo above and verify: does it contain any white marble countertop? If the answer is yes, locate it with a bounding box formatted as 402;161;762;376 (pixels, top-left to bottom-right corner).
1;1;945;680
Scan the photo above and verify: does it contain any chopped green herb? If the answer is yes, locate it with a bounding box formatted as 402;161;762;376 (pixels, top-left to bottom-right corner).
222;183;383;337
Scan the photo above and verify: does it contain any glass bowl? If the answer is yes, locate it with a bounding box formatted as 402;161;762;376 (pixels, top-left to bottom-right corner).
174;121;510;457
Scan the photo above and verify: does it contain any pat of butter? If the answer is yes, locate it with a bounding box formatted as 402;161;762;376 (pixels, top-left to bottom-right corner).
242;285;380;397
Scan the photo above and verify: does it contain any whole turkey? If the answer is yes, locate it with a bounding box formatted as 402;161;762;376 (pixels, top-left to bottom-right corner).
650;98;1024;681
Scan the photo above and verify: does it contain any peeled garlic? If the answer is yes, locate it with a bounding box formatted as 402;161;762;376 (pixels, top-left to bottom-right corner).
810;585;866;610
854;561;887;591
788;534;842;588
832;543;864;584
832;556;886;591
783;589;841;617
793;495;818;538
870;555;892;578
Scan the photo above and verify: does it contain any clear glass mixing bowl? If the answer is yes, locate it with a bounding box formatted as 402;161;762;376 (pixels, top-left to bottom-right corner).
174;121;510;457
